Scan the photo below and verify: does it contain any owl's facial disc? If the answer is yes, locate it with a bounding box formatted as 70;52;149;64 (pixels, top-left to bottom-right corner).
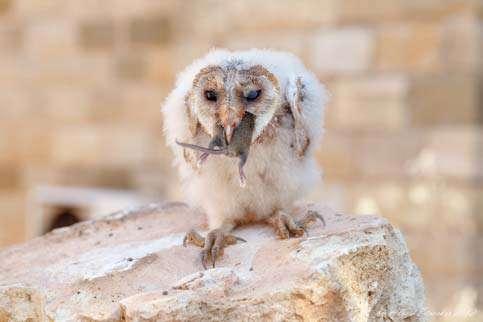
192;65;280;142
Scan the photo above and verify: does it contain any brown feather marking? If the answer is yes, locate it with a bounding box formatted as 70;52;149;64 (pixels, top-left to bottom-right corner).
292;77;310;159
184;92;199;137
182;148;198;171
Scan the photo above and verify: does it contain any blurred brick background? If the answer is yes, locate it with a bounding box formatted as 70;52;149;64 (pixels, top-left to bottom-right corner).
0;0;481;319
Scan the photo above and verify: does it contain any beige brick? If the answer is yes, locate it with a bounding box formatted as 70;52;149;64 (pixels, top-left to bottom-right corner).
409;75;479;125
311;28;375;75
144;49;176;86
375;23;442;73
15;124;54;164
162;42;216;77
354;131;426;179
316;132;361;180
0;85;33;119
338;0;405;23
441;14;481;72
41;86;91;123
339;0;476;24
79;19;115;50
129;15;171;46
424;127;483;180
11;0;69;18
64;0;181;20
0;191;26;247
185;0;336;35
116;54;148;80
221;31;311;64
87;87;125;123
21;165;134;190
51;125;159;167
0;24;23;53
29;54;112;87
0;165;19;189
118;83;167;125
331;76;409;130
24;19;78;58
0;0;11;15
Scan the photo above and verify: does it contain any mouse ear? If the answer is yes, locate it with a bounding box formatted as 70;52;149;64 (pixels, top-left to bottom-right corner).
288;77;310;158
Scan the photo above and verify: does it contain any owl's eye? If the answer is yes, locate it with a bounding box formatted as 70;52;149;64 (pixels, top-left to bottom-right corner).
204;90;217;102
245;90;261;102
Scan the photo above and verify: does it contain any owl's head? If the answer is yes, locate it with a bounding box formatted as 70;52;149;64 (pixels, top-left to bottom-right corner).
187;62;281;142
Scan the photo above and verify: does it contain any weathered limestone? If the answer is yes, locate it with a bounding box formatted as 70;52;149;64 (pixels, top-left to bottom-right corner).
0;203;427;321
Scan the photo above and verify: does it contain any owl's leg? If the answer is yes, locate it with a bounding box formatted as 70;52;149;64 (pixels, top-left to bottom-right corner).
183;225;246;269
268;210;325;239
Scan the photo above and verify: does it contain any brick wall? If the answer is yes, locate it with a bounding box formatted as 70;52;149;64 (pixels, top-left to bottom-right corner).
0;0;481;316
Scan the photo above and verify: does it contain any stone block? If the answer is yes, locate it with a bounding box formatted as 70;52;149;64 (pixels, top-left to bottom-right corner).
0;165;19;189
338;0;405;23
79;19;115;50
0;24;23;53
0;191;25;247
185;0;336;34
115;54;147;80
339;0;476;24
20;165;134;190
311;27;375;75
221;31;312;64
408;75;479;125
144;49;176;85
375;23;442;72
331;76;409;130
50;125;158;167
0;0;10;15
129;15;171;46
424;127;483;180
354;131;426;179
0;203;427;321
40;86;91;123
441;14;482;72
316;132;360;180
23;19;78;58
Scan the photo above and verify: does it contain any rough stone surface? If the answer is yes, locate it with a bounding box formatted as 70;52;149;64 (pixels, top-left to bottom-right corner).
0;202;427;321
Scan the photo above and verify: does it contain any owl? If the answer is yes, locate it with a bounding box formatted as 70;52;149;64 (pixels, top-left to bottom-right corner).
162;49;328;268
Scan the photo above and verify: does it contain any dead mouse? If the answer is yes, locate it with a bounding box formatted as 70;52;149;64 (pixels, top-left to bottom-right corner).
176;112;256;187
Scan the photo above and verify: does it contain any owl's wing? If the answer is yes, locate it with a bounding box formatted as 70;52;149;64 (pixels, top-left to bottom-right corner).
285;75;326;159
162;86;201;171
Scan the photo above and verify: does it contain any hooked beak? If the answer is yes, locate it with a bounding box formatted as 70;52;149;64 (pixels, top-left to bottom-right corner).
221;109;244;144
225;125;234;143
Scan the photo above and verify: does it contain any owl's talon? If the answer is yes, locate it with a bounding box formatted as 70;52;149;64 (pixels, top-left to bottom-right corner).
201;250;210;270
269;210;324;239
298;210;325;229
183;229;245;269
183;229;205;247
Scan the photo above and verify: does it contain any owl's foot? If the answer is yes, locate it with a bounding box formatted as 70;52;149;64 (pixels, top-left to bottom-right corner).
269;210;325;239
183;229;246;269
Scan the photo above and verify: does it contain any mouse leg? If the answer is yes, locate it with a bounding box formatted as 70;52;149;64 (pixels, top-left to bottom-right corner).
183;224;246;269
267;210;325;239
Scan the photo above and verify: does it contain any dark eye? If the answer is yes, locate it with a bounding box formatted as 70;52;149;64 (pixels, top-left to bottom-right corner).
204;90;217;102
245;90;261;102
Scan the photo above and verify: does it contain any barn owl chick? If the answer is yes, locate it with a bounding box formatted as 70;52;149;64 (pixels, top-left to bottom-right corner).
162;49;328;268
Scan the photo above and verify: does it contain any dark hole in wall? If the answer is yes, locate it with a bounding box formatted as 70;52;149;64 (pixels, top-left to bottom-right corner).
45;207;82;233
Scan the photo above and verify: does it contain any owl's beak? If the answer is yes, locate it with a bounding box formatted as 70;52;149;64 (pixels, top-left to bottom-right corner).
225;125;234;143
220;108;244;144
